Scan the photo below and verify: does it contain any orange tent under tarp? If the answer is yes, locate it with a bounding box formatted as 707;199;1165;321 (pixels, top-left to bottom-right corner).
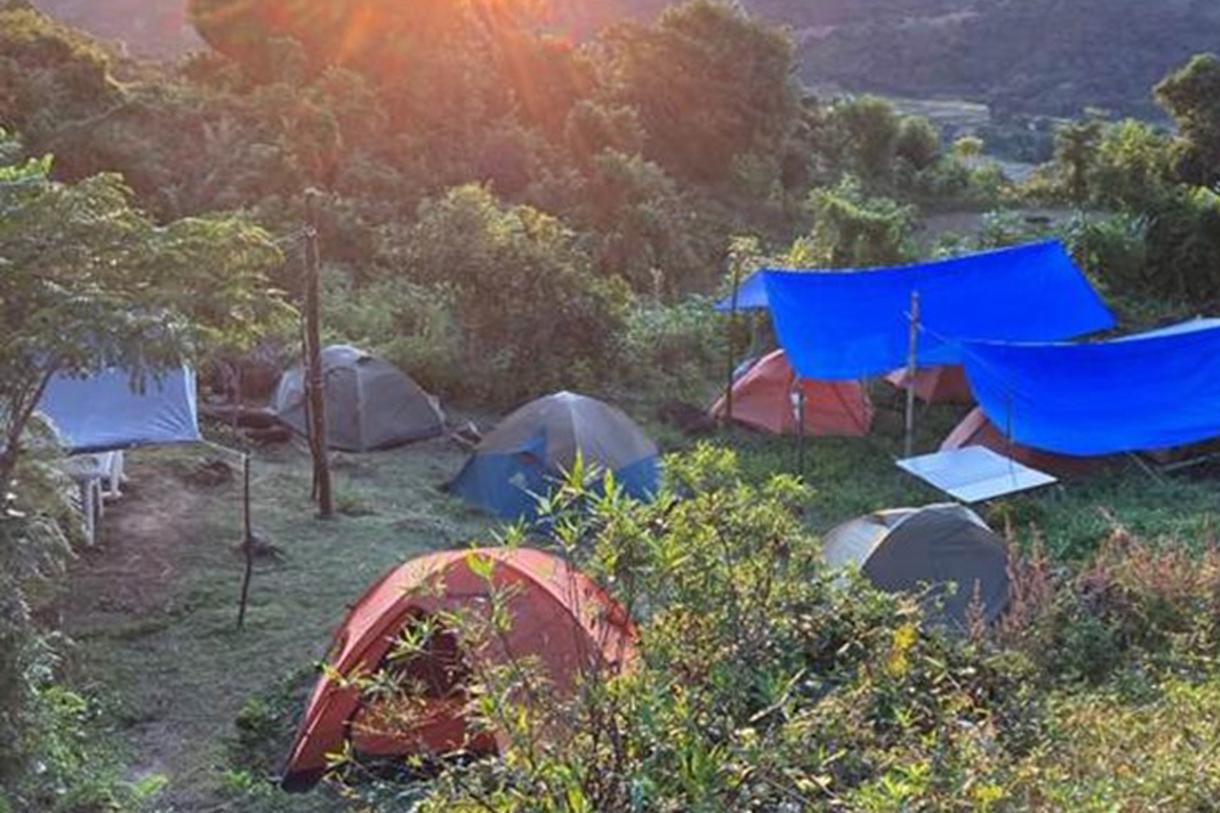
941;407;1102;477
710;350;874;437
885;365;974;405
281;548;637;792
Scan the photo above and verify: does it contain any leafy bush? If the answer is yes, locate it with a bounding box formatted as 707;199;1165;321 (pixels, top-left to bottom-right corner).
322;270;466;399
1089;119;1175;210
827;96;902;186
893;115;941;172
378;184;633;404
328;447;1048;810
538;149;718;296
0;448;154;812
1066;185;1220;308
1011;678;1220;809
0;448;76;787
306;446;1220;812
795;178;917;267
618;296;727;400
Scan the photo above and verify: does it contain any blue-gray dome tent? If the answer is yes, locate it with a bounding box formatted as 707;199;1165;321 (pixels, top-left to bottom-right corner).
447;392;659;520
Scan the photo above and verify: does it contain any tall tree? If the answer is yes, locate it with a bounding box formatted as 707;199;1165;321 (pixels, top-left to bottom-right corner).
1055;114;1105;203
831;96;902;186
1156;53;1220;187
0;140;291;489
599;0;800;185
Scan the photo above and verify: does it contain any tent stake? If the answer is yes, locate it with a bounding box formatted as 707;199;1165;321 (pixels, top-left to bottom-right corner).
237;453;255;629
903;291;921;459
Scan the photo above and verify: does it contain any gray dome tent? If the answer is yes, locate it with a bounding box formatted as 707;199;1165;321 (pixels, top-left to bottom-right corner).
824;504;1010;628
274;345;444;452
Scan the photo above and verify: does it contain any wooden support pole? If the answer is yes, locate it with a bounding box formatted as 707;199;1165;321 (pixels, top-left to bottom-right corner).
903;291;922;459
724;258;742;426
237;453;255;629
303;189;334;519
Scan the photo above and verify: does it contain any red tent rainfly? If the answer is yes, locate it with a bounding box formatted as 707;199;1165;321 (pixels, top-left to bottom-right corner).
710;350;874;437
282;548;637;791
885;365;974;405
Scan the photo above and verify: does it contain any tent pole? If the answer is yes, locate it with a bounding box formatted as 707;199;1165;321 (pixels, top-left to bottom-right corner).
724;257;742;426
903;291;921;459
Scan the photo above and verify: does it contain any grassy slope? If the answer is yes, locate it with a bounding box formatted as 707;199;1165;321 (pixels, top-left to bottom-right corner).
59;392;1220;811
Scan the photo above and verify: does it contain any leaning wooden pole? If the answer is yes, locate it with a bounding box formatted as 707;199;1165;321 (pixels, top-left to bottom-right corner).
236;453;255;629
903;290;922;459
303;189;334;518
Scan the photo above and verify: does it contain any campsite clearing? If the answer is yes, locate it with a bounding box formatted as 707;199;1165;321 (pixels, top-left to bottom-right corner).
57;436;491;812
55;395;1220;811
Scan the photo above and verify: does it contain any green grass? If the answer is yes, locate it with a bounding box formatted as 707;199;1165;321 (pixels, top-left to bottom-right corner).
706;389;1220;561
56;392;1220;811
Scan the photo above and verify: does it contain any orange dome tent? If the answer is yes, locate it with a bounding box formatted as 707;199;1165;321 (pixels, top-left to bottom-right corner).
281;548;637;792
885;365;974;405
710;350;874;437
941;407;1102;477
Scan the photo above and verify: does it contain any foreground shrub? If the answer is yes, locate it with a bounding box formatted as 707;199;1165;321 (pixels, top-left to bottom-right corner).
267;446;1220;812
0;446;155;811
325;446;1048;810
1013;677;1220;810
0;448;76;787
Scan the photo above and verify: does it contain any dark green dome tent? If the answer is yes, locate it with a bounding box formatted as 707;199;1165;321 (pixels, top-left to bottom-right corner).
824;504;1010;628
274;345;444;453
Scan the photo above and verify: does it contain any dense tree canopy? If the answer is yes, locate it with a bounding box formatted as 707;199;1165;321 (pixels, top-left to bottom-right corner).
599;0;801;185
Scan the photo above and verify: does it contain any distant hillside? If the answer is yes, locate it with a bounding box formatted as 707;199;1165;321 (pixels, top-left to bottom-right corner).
581;0;1220;120
790;0;1220;119
30;0;199;57
27;0;1220;119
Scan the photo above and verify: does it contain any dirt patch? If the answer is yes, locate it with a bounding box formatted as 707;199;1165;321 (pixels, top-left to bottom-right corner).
57;454;257;810
62;465;210;625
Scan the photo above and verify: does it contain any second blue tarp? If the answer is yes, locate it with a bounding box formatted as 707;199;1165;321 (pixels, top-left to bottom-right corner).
963;319;1220;455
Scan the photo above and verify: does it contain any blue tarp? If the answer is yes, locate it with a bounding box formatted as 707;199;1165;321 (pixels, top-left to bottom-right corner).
38;366;201;454
962;319;1220;456
761;241;1115;380
713;271;770;312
